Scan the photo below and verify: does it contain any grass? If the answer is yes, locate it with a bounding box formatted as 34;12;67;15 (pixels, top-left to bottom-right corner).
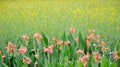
0;0;120;42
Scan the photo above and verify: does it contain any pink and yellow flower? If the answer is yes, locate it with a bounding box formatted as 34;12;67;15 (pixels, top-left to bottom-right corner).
78;52;90;67
22;57;31;64
0;50;2;55
18;46;27;54
113;51;120;61
64;41;70;46
86;39;91;47
56;40;63;45
5;42;16;52
33;33;42;39
88;29;95;33
69;27;75;34
22;35;29;41
75;37;79;44
93;52;101;63
43;45;54;54
76;50;83;54
2;55;5;61
102;47;108;51
98;41;105;47
52;37;58;44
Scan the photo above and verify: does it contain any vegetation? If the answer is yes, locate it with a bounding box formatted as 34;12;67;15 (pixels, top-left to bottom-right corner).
0;0;120;67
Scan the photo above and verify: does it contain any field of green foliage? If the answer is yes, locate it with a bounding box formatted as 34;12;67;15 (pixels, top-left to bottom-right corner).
0;0;120;41
0;0;120;67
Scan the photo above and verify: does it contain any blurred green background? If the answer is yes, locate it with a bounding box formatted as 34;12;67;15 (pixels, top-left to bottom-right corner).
0;0;120;42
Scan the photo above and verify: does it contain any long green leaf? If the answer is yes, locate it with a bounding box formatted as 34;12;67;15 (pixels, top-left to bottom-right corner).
62;32;67;41
42;33;48;46
109;63;116;67
100;57;109;67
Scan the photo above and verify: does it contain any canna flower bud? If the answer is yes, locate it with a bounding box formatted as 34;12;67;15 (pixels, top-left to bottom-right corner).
69;27;75;34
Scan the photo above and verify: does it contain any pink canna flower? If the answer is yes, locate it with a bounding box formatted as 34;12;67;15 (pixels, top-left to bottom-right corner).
18;46;27;54
43;47;49;53
85;52;90;60
49;49;53;54
48;44;54;54
52;37;58;44
88;29;95;34
93;52;101;63
56;40;63;45
34;61;38;67
33;33;42;39
89;33;95;39
0;50;2;55
22;57;31;64
91;29;96;33
98;41;105;47
43;45;54;54
79;57;87;67
96;39;100;42
102;47;108;51
113;51;120;61
114;56;120;61
75;37;79;44
76;50;83;54
96;35;100;39
69;27;75;34
5;42;16;52
2;55;5;61
78;52;90;67
49;45;54;49
22;35;29;41
86;35;91;40
35;54;39;59
59;45;62;50
55;40;63;50
86;39;91;47
64;41;70;46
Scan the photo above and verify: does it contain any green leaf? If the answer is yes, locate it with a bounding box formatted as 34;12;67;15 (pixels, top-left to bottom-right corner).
30;54;35;67
42;33;48;46
78;32;87;53
88;47;92;54
115;40;120;51
0;61;4;67
87;55;93;67
62;32;67;41
116;59;120;67
15;56;22;67
78;32;84;46
1;62;8;67
45;59;51;67
22;64;28;67
76;61;84;67
100;57;110;67
109;63;116;67
65;48;70;57
66;61;74;67
68;33;74;42
57;63;64;67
